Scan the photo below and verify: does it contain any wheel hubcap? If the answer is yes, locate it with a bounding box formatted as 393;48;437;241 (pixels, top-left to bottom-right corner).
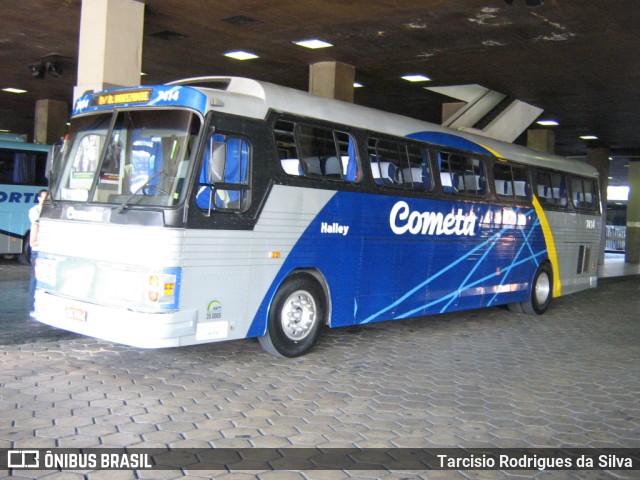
281;290;316;340
534;272;551;305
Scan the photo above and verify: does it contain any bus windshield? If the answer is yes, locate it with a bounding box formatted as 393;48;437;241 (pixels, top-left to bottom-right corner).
53;109;201;208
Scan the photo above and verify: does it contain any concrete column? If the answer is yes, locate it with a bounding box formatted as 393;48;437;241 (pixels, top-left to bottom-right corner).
527;129;555;154
585;147;610;266
74;0;145;101
34;99;68;145
309;61;355;103
626;161;640;263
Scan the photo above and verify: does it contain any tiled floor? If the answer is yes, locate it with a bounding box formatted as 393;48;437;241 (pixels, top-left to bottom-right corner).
0;258;638;479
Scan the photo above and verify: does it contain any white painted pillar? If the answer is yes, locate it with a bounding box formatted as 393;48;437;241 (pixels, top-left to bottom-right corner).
74;0;145;102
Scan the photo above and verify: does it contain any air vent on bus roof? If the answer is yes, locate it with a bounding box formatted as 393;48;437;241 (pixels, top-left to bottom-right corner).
167;77;232;90
167;77;267;100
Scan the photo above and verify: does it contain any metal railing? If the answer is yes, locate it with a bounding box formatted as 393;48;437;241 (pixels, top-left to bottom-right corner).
605;225;626;252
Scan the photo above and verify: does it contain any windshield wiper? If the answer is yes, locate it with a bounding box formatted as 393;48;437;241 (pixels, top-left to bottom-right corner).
115;170;167;214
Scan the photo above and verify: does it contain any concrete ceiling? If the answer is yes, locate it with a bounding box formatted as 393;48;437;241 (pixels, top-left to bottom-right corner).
1;0;639;188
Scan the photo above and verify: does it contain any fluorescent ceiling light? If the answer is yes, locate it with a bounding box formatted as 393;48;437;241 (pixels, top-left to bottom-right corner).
2;87;27;94
580;135;598;140
294;39;333;49
537;120;559;126
353;82;363;88
224;50;259;60
402;74;431;82
608;186;629;202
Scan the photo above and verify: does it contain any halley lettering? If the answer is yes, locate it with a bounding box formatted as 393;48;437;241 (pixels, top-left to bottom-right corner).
321;222;350;236
389;201;476;236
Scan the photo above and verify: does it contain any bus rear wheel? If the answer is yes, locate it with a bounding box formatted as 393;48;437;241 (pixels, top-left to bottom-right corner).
510;263;553;315
259;272;326;357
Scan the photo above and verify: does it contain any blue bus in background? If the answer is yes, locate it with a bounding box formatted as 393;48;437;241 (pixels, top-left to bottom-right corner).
0;133;50;264
33;77;601;357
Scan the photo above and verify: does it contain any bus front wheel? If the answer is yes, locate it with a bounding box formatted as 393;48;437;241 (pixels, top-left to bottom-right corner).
17;232;31;265
510;263;553;315
259;272;326;357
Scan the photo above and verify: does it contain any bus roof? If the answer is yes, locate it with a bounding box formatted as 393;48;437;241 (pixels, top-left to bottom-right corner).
77;76;596;180
0;133;27;143
169;77;598;179
0;138;51;153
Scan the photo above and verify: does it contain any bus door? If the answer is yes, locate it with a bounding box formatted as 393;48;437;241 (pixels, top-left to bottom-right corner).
190;116;263;338
191;112;269;219
195;134;251;213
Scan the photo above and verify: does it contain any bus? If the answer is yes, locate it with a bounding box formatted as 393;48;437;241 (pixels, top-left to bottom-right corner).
0;133;50;264
32;77;601;357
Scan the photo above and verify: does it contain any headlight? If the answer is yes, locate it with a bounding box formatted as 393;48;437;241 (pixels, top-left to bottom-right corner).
147;273;177;305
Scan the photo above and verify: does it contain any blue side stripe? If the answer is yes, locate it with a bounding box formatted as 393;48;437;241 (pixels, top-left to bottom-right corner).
362;207;544;324
361;229;503;324
396;248;548;319
488;215;541;305
439;227;502;314
407;131;493;156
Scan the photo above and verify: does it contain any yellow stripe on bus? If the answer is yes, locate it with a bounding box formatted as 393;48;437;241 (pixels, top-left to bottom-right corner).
477;142;504;159
531;195;562;297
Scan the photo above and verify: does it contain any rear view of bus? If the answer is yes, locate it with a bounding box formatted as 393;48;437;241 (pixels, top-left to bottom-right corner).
0;134;50;264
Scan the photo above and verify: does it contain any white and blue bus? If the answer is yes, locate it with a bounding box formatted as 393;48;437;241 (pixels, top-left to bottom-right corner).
33;77;601;357
0;133;50;264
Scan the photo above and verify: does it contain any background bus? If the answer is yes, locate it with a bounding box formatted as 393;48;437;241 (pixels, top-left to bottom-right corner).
0;133;50;264
33;77;601;357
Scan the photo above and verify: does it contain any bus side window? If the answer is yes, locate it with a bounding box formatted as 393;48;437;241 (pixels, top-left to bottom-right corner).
338;133;359;182
407;144;432;191
0;149;48;186
495;163;530;201
551;171;568;207
369;138;433;191
495;163;512;197
295;124;359;182
274;119;359;182
570;176;598;212
274;119;301;175
368;137;406;187
438;152;456;193
439;152;487;195
536;169;568;208
196;134;251;213
536;171;552;204
513;166;530;199
467;158;487;195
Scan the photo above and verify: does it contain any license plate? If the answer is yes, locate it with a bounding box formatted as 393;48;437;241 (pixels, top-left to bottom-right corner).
65;306;87;323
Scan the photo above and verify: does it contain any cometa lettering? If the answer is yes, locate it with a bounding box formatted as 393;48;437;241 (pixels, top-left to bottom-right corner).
390;200;477;236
